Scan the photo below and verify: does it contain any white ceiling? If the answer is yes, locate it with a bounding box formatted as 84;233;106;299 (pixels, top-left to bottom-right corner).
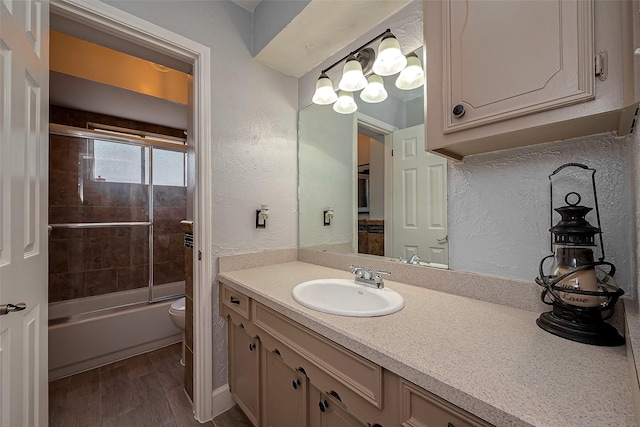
253;0;412;77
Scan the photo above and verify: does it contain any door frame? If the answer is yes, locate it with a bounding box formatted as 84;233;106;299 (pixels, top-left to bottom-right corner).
48;0;214;421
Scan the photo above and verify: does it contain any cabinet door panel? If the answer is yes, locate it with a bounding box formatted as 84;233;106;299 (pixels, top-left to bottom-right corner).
444;0;594;133
262;349;307;427
309;388;366;427
229;322;259;426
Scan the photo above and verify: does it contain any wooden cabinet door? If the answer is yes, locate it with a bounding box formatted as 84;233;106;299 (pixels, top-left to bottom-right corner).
309;387;367;427
228;322;260;426
261;348;308;427
441;0;594;134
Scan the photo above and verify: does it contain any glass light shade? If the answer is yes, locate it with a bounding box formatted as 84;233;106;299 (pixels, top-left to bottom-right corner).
360;75;388;103
333;91;358;114
395;53;424;90
372;34;407;76
338;56;367;92
312;73;338;105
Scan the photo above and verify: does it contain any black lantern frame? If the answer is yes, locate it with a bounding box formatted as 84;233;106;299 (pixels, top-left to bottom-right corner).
535;163;624;346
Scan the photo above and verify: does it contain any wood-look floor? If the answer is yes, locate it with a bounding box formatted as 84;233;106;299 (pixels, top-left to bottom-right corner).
49;343;252;427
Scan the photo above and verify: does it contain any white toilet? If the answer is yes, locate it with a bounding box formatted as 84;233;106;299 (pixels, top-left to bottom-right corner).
169;297;186;366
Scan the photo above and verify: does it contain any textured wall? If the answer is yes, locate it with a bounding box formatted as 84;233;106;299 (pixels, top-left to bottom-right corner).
448;134;635;297
104;0;299;390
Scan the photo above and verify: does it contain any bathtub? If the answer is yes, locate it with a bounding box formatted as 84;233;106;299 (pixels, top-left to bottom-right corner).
48;282;184;380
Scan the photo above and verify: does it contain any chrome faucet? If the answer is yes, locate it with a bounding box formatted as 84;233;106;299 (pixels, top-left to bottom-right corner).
349;265;390;289
408;254;421;265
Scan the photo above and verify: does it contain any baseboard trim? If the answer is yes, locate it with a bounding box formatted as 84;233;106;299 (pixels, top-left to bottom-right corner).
211;384;236;419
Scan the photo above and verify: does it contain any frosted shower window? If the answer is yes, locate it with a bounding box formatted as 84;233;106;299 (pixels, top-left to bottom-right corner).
152;149;186;187
93;140;149;184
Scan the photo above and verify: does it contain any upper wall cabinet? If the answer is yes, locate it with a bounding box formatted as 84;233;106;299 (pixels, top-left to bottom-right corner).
425;0;640;160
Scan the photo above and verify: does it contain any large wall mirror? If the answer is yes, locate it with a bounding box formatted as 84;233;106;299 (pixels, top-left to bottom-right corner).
299;47;449;269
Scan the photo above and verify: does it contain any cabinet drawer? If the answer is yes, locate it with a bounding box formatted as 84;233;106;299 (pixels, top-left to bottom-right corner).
220;282;251;320
252;303;383;409
400;379;493;427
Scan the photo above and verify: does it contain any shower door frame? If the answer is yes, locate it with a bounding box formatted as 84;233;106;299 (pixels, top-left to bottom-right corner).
49;0;214;421
48;124;189;304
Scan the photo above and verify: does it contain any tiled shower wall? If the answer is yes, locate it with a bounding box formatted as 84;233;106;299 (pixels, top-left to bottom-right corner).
49;106;187;303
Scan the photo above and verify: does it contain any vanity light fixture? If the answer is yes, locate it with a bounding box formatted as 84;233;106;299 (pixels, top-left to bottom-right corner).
372;32;407;76
323;207;334;226
312;73;338;105
256;204;269;228
311;29;419;113
360;74;388;103
395;52;425;90
333;91;358;114
338;55;368;92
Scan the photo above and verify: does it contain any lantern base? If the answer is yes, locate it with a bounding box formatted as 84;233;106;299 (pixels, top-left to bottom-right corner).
536;306;624;347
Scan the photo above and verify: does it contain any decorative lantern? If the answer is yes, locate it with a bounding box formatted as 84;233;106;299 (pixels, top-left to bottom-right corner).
535;163;624;346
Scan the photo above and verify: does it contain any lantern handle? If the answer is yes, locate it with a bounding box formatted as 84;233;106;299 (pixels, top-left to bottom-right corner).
548;163;605;261
549;162;591;177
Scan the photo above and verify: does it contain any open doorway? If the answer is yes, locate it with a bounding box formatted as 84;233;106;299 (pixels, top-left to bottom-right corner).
356;124;387;256
48;0;213;421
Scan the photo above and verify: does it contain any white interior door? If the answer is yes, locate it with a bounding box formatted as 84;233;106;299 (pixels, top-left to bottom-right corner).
0;1;49;426
392;124;448;265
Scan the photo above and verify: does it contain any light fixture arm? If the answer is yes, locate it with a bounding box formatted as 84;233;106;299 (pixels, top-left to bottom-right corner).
320;29;392;75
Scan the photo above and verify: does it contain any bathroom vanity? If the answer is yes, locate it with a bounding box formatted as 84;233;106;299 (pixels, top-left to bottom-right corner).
218;260;636;427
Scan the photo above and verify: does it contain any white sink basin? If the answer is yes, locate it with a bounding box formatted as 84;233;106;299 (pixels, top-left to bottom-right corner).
291;279;404;317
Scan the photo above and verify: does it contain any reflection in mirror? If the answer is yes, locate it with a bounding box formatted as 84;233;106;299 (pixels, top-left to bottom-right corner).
299;47;448;269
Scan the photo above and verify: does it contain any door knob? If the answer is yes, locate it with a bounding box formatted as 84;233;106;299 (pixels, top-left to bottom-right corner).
452;104;465;118
0;302;26;315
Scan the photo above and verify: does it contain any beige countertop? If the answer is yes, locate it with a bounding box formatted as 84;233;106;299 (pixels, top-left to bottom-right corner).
218;261;636;427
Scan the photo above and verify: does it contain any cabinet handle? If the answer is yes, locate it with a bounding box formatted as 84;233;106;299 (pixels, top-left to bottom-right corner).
369;424;383;427
292;379;301;390
318;400;329;413
447;423;454;427
229;296;240;305
248;343;256;351
273;349;281;356
452;104;465;118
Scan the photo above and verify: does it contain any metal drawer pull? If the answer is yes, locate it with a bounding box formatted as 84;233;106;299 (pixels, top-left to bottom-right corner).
0;302;26;316
229;296;241;305
292;379;301;389
273;349;281;356
248;343;256;351
318;400;329;412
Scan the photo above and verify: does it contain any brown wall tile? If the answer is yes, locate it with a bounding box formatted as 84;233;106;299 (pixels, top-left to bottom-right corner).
49;272;85;302
85;269;118;296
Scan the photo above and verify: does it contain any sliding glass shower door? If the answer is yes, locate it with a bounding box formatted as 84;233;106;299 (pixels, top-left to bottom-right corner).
48;126;187;310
